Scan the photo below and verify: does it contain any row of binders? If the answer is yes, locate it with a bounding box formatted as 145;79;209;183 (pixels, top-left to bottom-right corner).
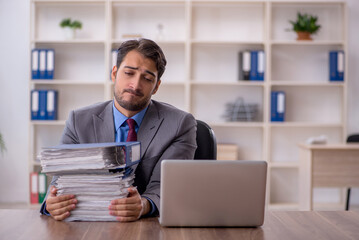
238;50;344;82
329;50;344;82
32;49;55;79
31;48;343;82
238;50;265;81
31;90;58;120
30;172;47;204
31;48;119;81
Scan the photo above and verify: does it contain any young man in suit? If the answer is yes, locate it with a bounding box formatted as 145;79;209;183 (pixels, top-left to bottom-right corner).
40;38;197;221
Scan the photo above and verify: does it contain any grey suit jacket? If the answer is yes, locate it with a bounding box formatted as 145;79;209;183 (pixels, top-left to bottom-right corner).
40;100;197;216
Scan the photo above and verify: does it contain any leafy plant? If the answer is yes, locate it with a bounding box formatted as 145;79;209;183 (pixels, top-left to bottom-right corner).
289;12;321;34
60;18;82;30
0;132;6;154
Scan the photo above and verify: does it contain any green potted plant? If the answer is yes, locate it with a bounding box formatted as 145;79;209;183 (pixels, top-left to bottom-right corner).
60;18;83;39
289;12;321;40
0;132;6;154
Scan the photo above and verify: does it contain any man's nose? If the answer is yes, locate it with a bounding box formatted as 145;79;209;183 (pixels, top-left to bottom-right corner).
129;74;141;89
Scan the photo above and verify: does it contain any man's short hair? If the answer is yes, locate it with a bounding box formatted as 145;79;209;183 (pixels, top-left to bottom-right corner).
116;38;167;81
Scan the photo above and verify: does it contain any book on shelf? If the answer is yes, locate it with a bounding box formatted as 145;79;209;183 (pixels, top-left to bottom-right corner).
46;90;58;120
32;90;47;120
31;49;39;79
38;142;141;221
238;51;250;80
329;50;344;82
39;49;46;79
238;50;265;81
30;172;39;204
38;173;47;203
217;144;238;161
46;49;55;79
29;172;48;204
271;91;286;122
257;50;265;81
31;48;55;80
31;89;58;120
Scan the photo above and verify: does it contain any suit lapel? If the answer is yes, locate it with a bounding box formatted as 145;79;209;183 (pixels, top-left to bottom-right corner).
93;101;115;143
138;101;163;158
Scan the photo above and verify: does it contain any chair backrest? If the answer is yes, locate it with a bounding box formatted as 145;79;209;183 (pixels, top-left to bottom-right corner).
194;120;217;160
347;134;359;143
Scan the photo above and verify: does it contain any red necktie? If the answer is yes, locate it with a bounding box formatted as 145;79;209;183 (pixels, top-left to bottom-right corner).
126;119;137;142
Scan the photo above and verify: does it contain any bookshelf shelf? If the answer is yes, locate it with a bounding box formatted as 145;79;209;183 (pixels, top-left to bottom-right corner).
209;122;265;128
270;123;343;128
191;40;265;45
29;0;348;209
32;40;106;44
270;40;345;46
31;120;66;126
270;81;345;87
31;80;105;85
111;39;186;45
32;0;106;2
269;161;299;168
190;81;265;87
111;0;186;3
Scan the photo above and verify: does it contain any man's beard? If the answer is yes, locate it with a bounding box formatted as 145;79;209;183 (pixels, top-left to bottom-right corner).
114;87;151;112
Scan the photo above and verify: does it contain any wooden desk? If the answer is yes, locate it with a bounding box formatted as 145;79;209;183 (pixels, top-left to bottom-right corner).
1;209;359;240
299;143;359;210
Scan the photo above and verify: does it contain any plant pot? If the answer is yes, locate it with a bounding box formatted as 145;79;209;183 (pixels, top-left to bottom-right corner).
296;31;312;41
63;28;76;40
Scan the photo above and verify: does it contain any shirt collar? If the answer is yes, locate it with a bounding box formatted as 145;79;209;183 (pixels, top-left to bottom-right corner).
113;101;148;130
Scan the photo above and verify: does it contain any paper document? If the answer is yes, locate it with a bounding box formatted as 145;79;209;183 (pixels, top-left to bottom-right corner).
39;142;141;222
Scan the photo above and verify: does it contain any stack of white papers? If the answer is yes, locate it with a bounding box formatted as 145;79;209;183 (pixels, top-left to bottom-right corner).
39;142;141;174
59;171;134;222
38;142;141;222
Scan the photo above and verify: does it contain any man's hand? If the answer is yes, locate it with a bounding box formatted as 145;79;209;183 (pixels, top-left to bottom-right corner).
109;187;151;222
45;186;77;221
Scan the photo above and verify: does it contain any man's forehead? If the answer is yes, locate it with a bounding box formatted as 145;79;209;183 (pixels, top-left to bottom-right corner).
120;51;157;75
124;65;156;77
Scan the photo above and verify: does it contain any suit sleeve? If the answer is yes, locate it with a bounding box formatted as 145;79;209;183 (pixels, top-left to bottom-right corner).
61;110;80;144
141;113;197;215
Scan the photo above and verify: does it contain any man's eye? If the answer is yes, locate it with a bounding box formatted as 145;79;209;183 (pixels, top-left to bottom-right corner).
145;77;154;82
125;72;134;75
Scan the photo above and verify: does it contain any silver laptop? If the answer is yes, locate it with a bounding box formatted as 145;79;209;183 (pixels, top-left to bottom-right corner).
159;160;267;227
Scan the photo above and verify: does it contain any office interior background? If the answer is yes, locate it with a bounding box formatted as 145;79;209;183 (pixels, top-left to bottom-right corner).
0;0;358;210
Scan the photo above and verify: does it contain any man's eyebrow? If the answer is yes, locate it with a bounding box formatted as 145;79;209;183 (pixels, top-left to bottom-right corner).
124;66;156;77
124;66;138;70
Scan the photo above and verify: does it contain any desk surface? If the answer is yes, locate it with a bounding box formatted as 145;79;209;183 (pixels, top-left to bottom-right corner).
298;142;359;210
1;209;359;240
298;143;359;150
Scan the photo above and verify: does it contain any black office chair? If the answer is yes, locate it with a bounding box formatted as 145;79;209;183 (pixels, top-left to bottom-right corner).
194;120;217;160
345;134;359;211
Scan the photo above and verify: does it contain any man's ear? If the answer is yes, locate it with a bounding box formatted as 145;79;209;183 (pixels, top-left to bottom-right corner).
152;79;161;95
111;66;118;83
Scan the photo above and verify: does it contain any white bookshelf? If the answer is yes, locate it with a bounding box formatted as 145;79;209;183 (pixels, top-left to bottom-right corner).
29;0;348;209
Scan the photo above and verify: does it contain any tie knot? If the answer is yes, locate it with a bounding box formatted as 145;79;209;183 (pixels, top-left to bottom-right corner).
126;118;136;130
126;119;137;142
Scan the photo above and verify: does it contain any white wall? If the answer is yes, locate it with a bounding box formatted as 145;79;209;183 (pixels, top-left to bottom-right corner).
0;0;358;205
346;0;359;205
0;0;30;202
347;0;359;133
